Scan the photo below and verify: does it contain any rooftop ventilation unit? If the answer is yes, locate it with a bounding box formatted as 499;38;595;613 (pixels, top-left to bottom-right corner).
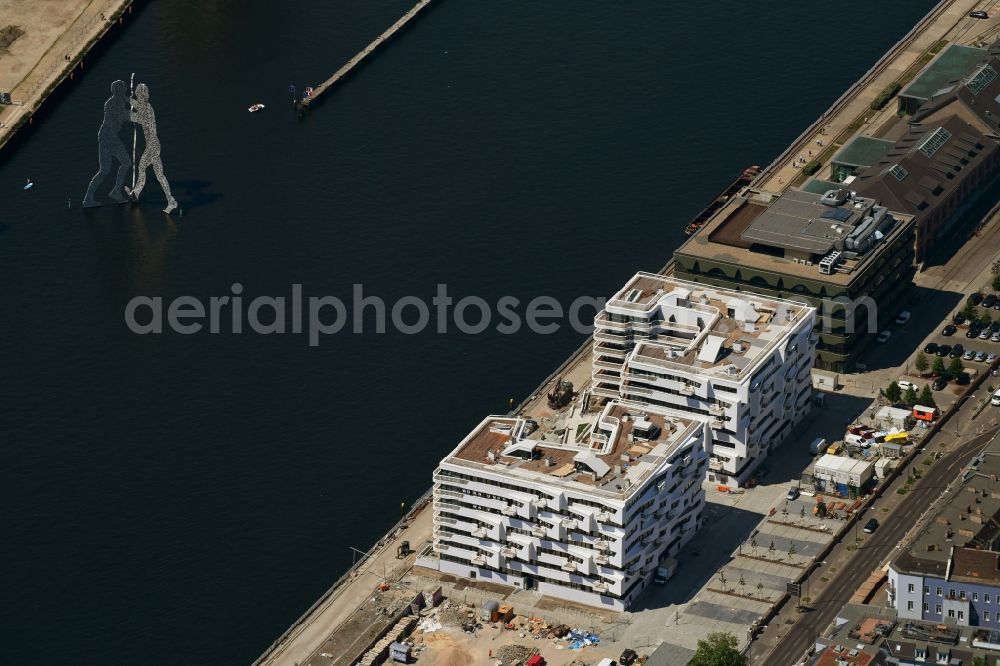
819;189;851;207
819;251;842;275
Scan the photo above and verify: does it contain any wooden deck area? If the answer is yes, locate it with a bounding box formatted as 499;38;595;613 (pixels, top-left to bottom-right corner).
303;0;433;107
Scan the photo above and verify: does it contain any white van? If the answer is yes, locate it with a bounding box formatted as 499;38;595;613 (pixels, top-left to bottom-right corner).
897;380;917;392
992;389;1000;406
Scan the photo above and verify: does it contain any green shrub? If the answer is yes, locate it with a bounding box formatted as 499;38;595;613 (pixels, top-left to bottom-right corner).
802;161;821;176
871;82;902;110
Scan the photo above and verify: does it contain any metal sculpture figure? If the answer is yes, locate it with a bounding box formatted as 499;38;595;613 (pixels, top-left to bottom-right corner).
125;83;178;214
83;80;133;207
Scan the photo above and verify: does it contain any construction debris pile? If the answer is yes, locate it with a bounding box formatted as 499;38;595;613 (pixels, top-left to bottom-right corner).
356;615;417;666
495;644;539;665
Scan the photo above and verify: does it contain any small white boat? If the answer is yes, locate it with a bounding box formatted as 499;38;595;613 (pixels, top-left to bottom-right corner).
23;179;33;190
248;103;265;113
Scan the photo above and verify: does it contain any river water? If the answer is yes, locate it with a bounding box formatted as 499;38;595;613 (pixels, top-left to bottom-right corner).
0;1;936;663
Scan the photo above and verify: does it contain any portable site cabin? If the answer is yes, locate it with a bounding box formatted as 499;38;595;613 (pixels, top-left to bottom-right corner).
874;406;913;431
812;455;875;498
913;405;938;422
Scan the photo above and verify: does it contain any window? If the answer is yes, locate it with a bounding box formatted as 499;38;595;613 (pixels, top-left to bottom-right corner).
908;601;914;611
908;583;915;593
974;592;979;602
889;164;909;181
936;604;942;614
959;610;965;620
948;609;956;618
917;127;953;158
937;587;943;596
923;603;929;612
924;586;930;595
988;594;992;604
966;64;998;96
960;590;967;600
986;611;992;622
950;588;956;598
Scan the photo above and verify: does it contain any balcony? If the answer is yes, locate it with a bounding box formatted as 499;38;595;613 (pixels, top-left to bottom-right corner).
561;560;578;573
594;540;611;552
471;526;487;539
500;547;517;558
709;404;725;416
595;553;609;565
592;580;609;593
561;518;578;529
471;554;486;567
501;504;517;516
679;385;696;396
596;511;612;522
531;526;547;538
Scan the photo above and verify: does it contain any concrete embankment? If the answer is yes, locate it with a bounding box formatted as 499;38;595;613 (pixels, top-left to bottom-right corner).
0;0;136;154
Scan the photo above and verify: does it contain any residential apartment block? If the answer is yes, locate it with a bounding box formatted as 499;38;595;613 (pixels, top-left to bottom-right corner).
429;400;709;610
591;273;817;486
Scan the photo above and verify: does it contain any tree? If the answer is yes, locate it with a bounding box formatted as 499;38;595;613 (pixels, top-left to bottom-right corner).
948;356;965;377
885;381;902;403
993;274;1000;292
903;386;918;406
962;302;978;321
982;311;994;326
932;357;946;376
690;632;748;666
918;385;936;408
915;351;929;374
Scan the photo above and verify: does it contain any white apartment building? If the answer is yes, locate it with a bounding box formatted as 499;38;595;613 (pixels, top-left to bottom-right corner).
427;401;709;610
592;273;816;487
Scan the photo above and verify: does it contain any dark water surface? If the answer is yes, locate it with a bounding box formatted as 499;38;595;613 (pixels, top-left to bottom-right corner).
0;1;936;663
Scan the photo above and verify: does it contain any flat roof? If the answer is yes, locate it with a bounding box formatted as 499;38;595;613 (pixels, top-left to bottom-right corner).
740;188;880;256
675;189;915;287
899;44;987;102
801;178;843;195
443;401;702;500
892;436;1000;579
601;273;812;378
832;136;896;168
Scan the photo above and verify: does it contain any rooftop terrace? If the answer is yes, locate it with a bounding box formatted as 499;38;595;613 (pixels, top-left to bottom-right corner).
444;401;702;500
602;273;813;379
899;44;987;103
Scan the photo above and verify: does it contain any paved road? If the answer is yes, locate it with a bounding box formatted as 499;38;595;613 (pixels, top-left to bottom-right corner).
759;424;999;666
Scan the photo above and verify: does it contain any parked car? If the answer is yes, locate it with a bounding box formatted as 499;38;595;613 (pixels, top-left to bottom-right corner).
994;301;1000;311
967;327;981;339
990;321;1000;333
896;311;911;325
937;345;952;357
993;389;1000;407
985;294;998;308
932;377;948;390
877;330;891;343
955;313;968;325
924;342;939;354
993;332;1000;343
981;329;991;339
897;380;917;392
988;352;999;363
964;349;977;361
620;650;639;666
951;344;965;358
943;324;957;336
971;10;990;19
864;518;880;533
786;486;800;501
956;372;971;385
970;292;985;305
976;351;989;362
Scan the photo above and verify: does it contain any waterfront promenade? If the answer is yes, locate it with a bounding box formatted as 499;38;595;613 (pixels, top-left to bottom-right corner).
0;0;132;152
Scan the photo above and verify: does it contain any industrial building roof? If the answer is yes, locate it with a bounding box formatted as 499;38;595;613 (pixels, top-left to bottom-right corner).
898;44;986;103
832;136;896;169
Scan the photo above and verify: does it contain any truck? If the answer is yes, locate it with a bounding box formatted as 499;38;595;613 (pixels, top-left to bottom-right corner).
809;437;826;455
654;557;678;584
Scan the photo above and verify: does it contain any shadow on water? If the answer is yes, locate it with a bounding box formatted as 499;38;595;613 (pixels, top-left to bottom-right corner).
170;179;221;210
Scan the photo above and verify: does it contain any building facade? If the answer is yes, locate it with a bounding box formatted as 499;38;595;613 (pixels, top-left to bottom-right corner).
429;401;709;610
591;273;816;486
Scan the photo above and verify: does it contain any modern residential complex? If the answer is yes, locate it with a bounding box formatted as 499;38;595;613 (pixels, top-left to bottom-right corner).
889;444;1000;630
673;187;914;372
591;272;816;486
428;401;709;610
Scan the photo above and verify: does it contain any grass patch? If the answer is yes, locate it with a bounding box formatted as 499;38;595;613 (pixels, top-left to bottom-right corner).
820;576;830;583
896;487;909;495
922;457;933;466
930;39;948;55
870;82;902;111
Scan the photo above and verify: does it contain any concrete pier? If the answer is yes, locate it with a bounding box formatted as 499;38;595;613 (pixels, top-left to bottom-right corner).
302;0;433;108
